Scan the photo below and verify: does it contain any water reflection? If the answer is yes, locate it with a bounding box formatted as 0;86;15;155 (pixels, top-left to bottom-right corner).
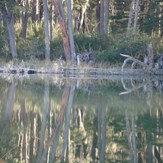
0;76;163;163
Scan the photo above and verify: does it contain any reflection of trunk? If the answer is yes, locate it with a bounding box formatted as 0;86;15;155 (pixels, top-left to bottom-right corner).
50;85;71;163
125;111;137;163
154;147;162;163
4;83;16;123
131;114;137;163
98;106;106;162
61;85;75;162
147;131;153;163
91;113;98;161
125;110;133;162
29;111;34;163
36;82;49;163
38;85;71;162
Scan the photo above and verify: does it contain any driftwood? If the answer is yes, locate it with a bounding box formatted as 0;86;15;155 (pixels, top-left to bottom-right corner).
120;44;155;73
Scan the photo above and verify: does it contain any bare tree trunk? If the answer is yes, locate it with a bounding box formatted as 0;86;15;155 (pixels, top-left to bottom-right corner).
66;0;76;61
43;0;50;61
127;0;135;32
2;4;17;58
50;4;54;41
96;0;101;32
133;0;140;31
51;0;72;61
100;0;104;33
22;0;30;39
104;0;109;33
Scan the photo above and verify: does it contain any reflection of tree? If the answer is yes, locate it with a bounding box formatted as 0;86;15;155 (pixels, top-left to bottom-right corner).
36;84;75;163
36;81;49;163
61;85;75;162
91;105;106;162
0;82;16;130
125;110;137;163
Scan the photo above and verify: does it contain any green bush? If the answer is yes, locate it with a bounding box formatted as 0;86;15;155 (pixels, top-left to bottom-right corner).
74;34;113;52
96;31;150;63
50;37;64;60
17;38;45;60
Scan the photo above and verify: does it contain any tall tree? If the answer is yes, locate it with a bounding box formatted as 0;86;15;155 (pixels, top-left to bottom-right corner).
127;0;135;32
1;0;17;58
133;0;140;30
66;0;76;61
127;0;140;32
51;0;72;61
22;0;30;39
43;0;50;60
99;0;109;33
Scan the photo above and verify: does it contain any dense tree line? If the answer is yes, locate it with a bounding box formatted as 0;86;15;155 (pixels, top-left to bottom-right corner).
0;0;162;62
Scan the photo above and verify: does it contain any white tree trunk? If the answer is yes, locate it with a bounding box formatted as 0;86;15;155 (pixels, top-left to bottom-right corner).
104;0;109;33
66;0;76;61
133;0;140;30
127;0;135;32
43;0;50;61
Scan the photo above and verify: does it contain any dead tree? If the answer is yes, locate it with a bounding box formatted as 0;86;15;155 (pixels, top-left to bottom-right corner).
120;43;155;73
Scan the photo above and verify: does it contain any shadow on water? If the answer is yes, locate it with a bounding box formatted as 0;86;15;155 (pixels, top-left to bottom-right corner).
0;75;163;163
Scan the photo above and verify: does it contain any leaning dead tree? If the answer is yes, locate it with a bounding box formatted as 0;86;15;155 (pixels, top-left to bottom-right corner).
120;43;155;73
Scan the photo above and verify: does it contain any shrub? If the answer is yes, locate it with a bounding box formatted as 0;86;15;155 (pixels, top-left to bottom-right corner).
96;31;150;63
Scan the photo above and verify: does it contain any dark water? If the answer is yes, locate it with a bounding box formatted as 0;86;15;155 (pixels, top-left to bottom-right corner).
0;75;163;163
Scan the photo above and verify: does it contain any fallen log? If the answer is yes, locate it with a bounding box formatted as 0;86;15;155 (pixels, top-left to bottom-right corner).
120;53;149;71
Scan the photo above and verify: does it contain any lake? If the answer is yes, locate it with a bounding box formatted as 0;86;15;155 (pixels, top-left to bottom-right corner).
0;75;163;163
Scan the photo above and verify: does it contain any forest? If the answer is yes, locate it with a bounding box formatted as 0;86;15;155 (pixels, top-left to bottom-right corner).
0;0;162;65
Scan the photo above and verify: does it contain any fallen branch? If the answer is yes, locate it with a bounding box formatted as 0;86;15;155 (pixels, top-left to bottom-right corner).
120;53;149;71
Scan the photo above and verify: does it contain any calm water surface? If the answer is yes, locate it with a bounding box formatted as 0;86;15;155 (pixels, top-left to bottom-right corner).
0;75;163;163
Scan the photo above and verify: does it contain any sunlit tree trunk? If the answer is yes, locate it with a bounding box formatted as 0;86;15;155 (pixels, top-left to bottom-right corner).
51;0;72;61
2;2;17;58
66;0;76;61
43;0;50;61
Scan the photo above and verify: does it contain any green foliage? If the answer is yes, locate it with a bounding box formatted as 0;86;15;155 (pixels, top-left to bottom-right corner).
74;34;113;52
0;26;9;58
17;38;45;60
73;31;149;63
50;37;64;59
97;31;149;63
